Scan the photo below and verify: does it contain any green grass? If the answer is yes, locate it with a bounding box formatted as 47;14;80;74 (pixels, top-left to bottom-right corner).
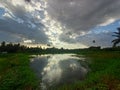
0;51;120;90
0;53;39;90
52;51;120;90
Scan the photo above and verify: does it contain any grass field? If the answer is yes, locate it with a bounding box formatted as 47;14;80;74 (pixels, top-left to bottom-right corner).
0;53;38;90
0;51;120;90
53;51;120;90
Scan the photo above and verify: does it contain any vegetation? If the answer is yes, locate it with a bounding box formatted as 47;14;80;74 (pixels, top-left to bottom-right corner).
112;27;120;47
0;41;26;53
0;41;85;54
0;44;120;90
0;53;38;90
0;49;120;90
51;51;120;90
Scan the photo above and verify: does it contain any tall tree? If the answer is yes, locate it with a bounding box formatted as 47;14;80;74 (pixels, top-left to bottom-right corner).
1;41;6;47
0;41;6;52
112;27;120;47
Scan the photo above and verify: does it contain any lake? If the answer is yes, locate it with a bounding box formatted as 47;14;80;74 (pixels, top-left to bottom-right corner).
30;54;89;90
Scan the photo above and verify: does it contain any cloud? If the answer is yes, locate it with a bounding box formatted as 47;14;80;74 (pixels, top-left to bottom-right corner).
59;32;77;43
0;0;48;44
0;30;22;42
0;0;120;48
76;31;114;47
47;0;120;32
46;0;120;46
0;18;48;44
25;0;31;3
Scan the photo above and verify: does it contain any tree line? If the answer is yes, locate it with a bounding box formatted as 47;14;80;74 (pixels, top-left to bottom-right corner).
0;41;81;53
0;27;120;53
0;41;26;53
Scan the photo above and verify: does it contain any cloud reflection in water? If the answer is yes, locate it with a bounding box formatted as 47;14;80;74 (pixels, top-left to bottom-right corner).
30;54;88;90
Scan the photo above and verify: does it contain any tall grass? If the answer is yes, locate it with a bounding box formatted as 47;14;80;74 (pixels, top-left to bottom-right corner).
0;53;39;90
53;51;120;90
1;51;120;90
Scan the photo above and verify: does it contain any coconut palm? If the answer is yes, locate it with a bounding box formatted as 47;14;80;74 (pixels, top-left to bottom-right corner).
112;27;120;47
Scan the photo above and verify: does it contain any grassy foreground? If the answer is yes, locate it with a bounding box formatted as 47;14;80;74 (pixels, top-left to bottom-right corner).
53;51;120;90
0;53;38;90
0;51;120;90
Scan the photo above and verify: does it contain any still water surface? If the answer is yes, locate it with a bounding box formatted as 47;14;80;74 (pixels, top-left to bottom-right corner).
30;54;89;90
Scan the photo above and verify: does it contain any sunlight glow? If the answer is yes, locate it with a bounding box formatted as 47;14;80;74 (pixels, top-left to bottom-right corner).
41;1;64;46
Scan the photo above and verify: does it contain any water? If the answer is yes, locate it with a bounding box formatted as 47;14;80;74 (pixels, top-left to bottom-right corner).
30;54;89;90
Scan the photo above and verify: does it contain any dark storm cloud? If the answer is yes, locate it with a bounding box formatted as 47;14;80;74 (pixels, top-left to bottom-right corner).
25;0;31;3
59;33;76;43
46;0;120;46
47;0;120;32
0;31;22;42
0;18;48;44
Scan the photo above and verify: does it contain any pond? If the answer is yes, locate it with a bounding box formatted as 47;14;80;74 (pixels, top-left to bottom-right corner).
30;54;89;90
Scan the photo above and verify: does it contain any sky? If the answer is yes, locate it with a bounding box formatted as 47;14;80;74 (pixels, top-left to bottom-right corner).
0;0;120;49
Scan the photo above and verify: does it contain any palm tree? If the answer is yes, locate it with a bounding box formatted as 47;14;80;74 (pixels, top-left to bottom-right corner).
112;27;120;47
